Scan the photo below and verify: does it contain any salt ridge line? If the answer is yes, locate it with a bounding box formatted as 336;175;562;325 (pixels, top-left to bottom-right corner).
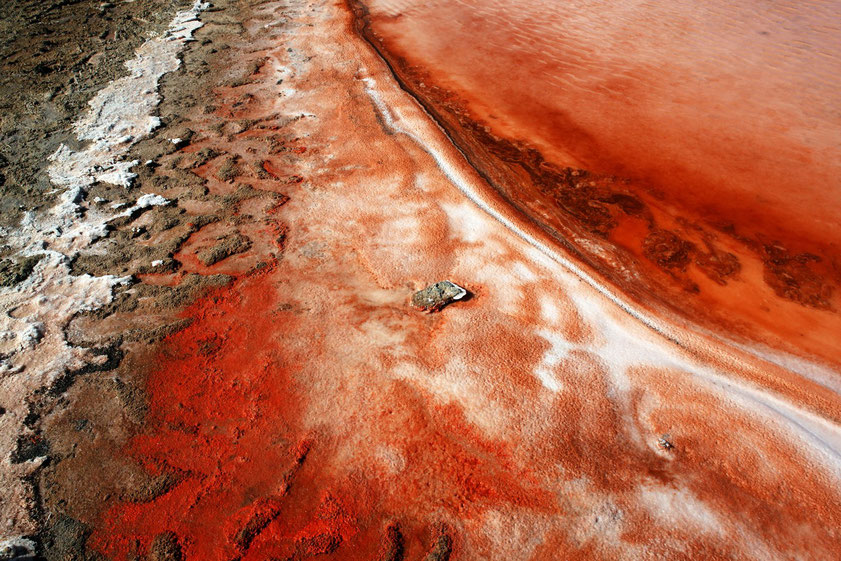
567;287;841;477
357;76;707;356
0;1;208;548
358;72;841;476
358;72;714;356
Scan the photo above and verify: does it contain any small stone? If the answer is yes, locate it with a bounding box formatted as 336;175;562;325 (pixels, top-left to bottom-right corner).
411;281;467;312
657;434;674;450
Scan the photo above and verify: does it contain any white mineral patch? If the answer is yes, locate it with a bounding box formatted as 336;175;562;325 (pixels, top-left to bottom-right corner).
48;1;208;193
112;193;171;219
0;537;37;559
533;328;573;392
451;282;467;300
136;193;170;208
0;0;207;541
637;482;723;536
19;323;45;350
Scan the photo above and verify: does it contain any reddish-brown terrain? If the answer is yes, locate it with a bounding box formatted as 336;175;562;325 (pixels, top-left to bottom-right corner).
0;1;840;560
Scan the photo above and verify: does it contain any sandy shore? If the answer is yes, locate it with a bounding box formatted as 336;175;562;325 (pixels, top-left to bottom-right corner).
0;0;840;559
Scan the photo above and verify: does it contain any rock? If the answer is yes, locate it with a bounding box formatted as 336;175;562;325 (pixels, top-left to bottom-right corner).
657;434;674;450
0;537;37;560
411;281;467;312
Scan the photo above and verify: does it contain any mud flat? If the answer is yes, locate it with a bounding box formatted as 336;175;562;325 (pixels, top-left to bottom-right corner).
0;0;840;560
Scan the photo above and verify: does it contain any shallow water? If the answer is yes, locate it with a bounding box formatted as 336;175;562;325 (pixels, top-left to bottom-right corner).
363;0;841;243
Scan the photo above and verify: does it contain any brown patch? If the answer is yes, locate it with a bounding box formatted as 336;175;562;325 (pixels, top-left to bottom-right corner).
642;229;694;271
216;155;242;182
197;232;252;266
762;244;833;309
149;531;185;561
379;523;404;561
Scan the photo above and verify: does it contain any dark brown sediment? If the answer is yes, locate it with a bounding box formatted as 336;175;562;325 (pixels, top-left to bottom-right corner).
0;0;195;228
344;0;841;370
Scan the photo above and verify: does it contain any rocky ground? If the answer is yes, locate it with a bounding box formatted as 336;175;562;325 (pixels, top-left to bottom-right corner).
1;1;840;560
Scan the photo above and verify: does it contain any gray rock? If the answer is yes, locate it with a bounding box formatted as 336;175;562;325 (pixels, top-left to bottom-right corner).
0;537;37;560
411;281;467;312
657;434;674;450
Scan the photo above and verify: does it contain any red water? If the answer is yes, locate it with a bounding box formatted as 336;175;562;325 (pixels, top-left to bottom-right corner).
362;0;841;245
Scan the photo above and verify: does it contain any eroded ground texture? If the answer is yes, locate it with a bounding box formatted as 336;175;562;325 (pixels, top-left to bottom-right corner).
1;0;840;559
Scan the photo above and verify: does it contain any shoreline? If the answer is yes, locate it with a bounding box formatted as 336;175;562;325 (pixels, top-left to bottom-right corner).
347;0;841;371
